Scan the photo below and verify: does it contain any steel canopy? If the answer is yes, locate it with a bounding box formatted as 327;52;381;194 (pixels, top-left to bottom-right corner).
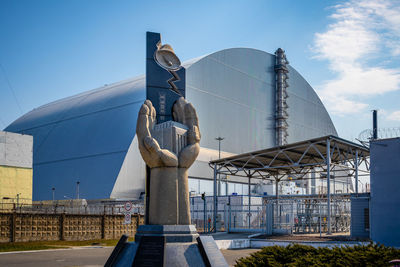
209;135;370;180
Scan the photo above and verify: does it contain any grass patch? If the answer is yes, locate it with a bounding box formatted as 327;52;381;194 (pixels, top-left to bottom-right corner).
235;243;400;267
0;237;134;252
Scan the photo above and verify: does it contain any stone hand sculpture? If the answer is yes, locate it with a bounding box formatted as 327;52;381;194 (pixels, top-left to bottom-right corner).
136;97;200;225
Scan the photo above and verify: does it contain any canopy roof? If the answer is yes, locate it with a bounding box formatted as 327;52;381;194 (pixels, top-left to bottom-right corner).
210;135;370;180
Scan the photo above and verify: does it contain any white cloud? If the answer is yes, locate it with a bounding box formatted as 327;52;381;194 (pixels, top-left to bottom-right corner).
317;93;367;116
387;110;400;121
313;0;400;115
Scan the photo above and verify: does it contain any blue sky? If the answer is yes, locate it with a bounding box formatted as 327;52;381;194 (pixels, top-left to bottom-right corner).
1;0;399;142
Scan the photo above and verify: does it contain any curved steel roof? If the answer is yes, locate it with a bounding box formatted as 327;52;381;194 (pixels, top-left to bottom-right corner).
5;48;337;200
5;76;146;199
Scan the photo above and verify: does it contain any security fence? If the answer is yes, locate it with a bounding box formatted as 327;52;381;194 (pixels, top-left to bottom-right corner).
190;195;351;235
0;195;351;242
190;195;265;233
271;198;351;234
0;202;144;215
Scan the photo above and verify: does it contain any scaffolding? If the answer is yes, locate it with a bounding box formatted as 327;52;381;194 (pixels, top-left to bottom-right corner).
274;48;290;146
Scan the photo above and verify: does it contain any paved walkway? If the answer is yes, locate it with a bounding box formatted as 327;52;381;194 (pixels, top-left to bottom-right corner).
0;246;113;267
0;246;258;267
221;248;260;266
1;233;357;266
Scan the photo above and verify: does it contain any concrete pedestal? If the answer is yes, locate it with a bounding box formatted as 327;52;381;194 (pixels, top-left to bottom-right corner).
135;225;199;243
105;225;228;267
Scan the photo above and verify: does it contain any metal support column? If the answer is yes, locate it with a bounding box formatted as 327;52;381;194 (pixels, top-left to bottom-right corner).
228;196;231;233
215;137;224;196
275;178;279;226
326;138;331;235
213;163;218;233
248;175;251;229
203;197;207;233
225;176;229;196
355;150;359;195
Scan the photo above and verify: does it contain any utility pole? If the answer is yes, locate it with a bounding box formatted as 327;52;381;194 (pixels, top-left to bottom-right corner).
52;187;55;202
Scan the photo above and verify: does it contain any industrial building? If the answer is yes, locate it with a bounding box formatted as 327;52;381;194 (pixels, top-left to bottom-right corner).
4;47;340;201
0;131;33;206
370;137;400;247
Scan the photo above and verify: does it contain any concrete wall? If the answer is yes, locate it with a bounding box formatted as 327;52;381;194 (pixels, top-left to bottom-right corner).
0;166;32;204
0;131;33;204
0;213;144;243
0;131;33;168
370;138;400;247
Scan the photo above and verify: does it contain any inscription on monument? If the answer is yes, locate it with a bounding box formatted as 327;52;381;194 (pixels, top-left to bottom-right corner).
132;236;165;267
159;93;166;121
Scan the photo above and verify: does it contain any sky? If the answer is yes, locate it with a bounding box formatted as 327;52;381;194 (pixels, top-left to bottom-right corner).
1;0;400;142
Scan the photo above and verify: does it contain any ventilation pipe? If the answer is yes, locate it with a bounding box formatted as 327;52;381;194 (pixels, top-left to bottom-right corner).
372;110;378;140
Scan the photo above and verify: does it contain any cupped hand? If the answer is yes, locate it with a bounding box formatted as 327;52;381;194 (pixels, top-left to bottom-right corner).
136;98;200;169
136;100;178;168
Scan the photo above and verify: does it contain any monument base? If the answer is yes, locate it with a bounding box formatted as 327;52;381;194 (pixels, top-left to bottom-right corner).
105;225;228;267
135;224;199;243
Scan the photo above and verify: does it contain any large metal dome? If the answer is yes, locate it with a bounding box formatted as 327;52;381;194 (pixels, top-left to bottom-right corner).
5;48;337;200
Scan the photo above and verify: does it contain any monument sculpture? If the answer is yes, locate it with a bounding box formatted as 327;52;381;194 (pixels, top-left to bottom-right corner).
136;97;200;225
105;32;228;267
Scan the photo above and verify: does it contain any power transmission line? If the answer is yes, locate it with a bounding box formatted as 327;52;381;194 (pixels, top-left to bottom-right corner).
0;63;23;114
0;117;6;129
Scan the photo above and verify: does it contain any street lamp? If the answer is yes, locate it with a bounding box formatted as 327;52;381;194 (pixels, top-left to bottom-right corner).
213;136;224;233
215;137;224;196
52;187;55;202
76;181;80;199
215;137;224;159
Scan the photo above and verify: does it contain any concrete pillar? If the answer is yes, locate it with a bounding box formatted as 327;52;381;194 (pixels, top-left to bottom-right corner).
60;213;65;241
11;211;16;242
101;214;106;239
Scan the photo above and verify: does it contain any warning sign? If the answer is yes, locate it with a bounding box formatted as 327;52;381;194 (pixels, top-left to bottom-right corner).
124;213;131;225
124;201;133;212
